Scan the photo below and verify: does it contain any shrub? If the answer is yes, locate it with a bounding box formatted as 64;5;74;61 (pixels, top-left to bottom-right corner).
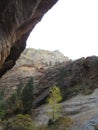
55;116;73;129
38;116;73;130
3;114;35;130
47;116;73;130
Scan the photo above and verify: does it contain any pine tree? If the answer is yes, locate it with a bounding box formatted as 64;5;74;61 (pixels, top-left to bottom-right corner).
21;77;34;114
47;86;62;123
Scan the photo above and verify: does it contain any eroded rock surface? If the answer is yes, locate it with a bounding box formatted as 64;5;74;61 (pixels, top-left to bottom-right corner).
0;48;68;97
1;55;98;107
0;0;58;77
33;89;98;130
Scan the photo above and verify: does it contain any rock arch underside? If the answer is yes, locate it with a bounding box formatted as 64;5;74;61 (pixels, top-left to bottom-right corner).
0;0;58;77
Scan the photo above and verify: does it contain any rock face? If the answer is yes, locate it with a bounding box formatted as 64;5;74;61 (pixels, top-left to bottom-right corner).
33;89;98;130
1;52;98;129
15;48;69;68
0;0;58;77
33;56;98;105
1;55;98;107
0;48;68;96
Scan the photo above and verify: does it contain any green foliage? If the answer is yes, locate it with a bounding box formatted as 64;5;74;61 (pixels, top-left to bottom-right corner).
16;81;24;97
0;88;6;119
6;92;23;116
3;114;35;130
0;88;5;100
55;116;73;129
0;101;6;120
0;77;34;120
47;86;62;122
21;78;34;114
6;77;34;115
2;115;73;130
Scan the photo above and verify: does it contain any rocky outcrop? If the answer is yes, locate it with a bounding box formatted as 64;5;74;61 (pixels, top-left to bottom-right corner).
0;48;68;96
34;56;98;105
1;55;98;107
33;89;98;130
15;48;69;68
1;52;98;130
0;0;58;77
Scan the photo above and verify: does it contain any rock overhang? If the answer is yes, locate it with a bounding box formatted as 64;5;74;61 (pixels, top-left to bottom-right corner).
0;0;59;77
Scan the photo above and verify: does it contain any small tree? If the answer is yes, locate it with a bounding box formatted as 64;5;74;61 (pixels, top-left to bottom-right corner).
47;86;62;123
21;78;34;114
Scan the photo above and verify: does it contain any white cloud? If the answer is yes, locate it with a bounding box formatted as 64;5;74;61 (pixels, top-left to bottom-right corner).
27;0;98;60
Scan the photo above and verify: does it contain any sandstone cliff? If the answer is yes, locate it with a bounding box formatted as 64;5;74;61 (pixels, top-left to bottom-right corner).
33;56;98;105
1;55;98;107
15;48;69;68
0;48;68;95
0;0;58;77
1;52;98;129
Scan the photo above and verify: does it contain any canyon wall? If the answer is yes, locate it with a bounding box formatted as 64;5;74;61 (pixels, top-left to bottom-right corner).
0;0;58;77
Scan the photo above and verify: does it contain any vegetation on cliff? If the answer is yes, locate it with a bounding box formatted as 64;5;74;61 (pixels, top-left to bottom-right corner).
47;86;62;123
0;80;73;130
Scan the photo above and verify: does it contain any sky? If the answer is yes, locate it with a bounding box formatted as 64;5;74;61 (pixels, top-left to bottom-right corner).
27;0;98;60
